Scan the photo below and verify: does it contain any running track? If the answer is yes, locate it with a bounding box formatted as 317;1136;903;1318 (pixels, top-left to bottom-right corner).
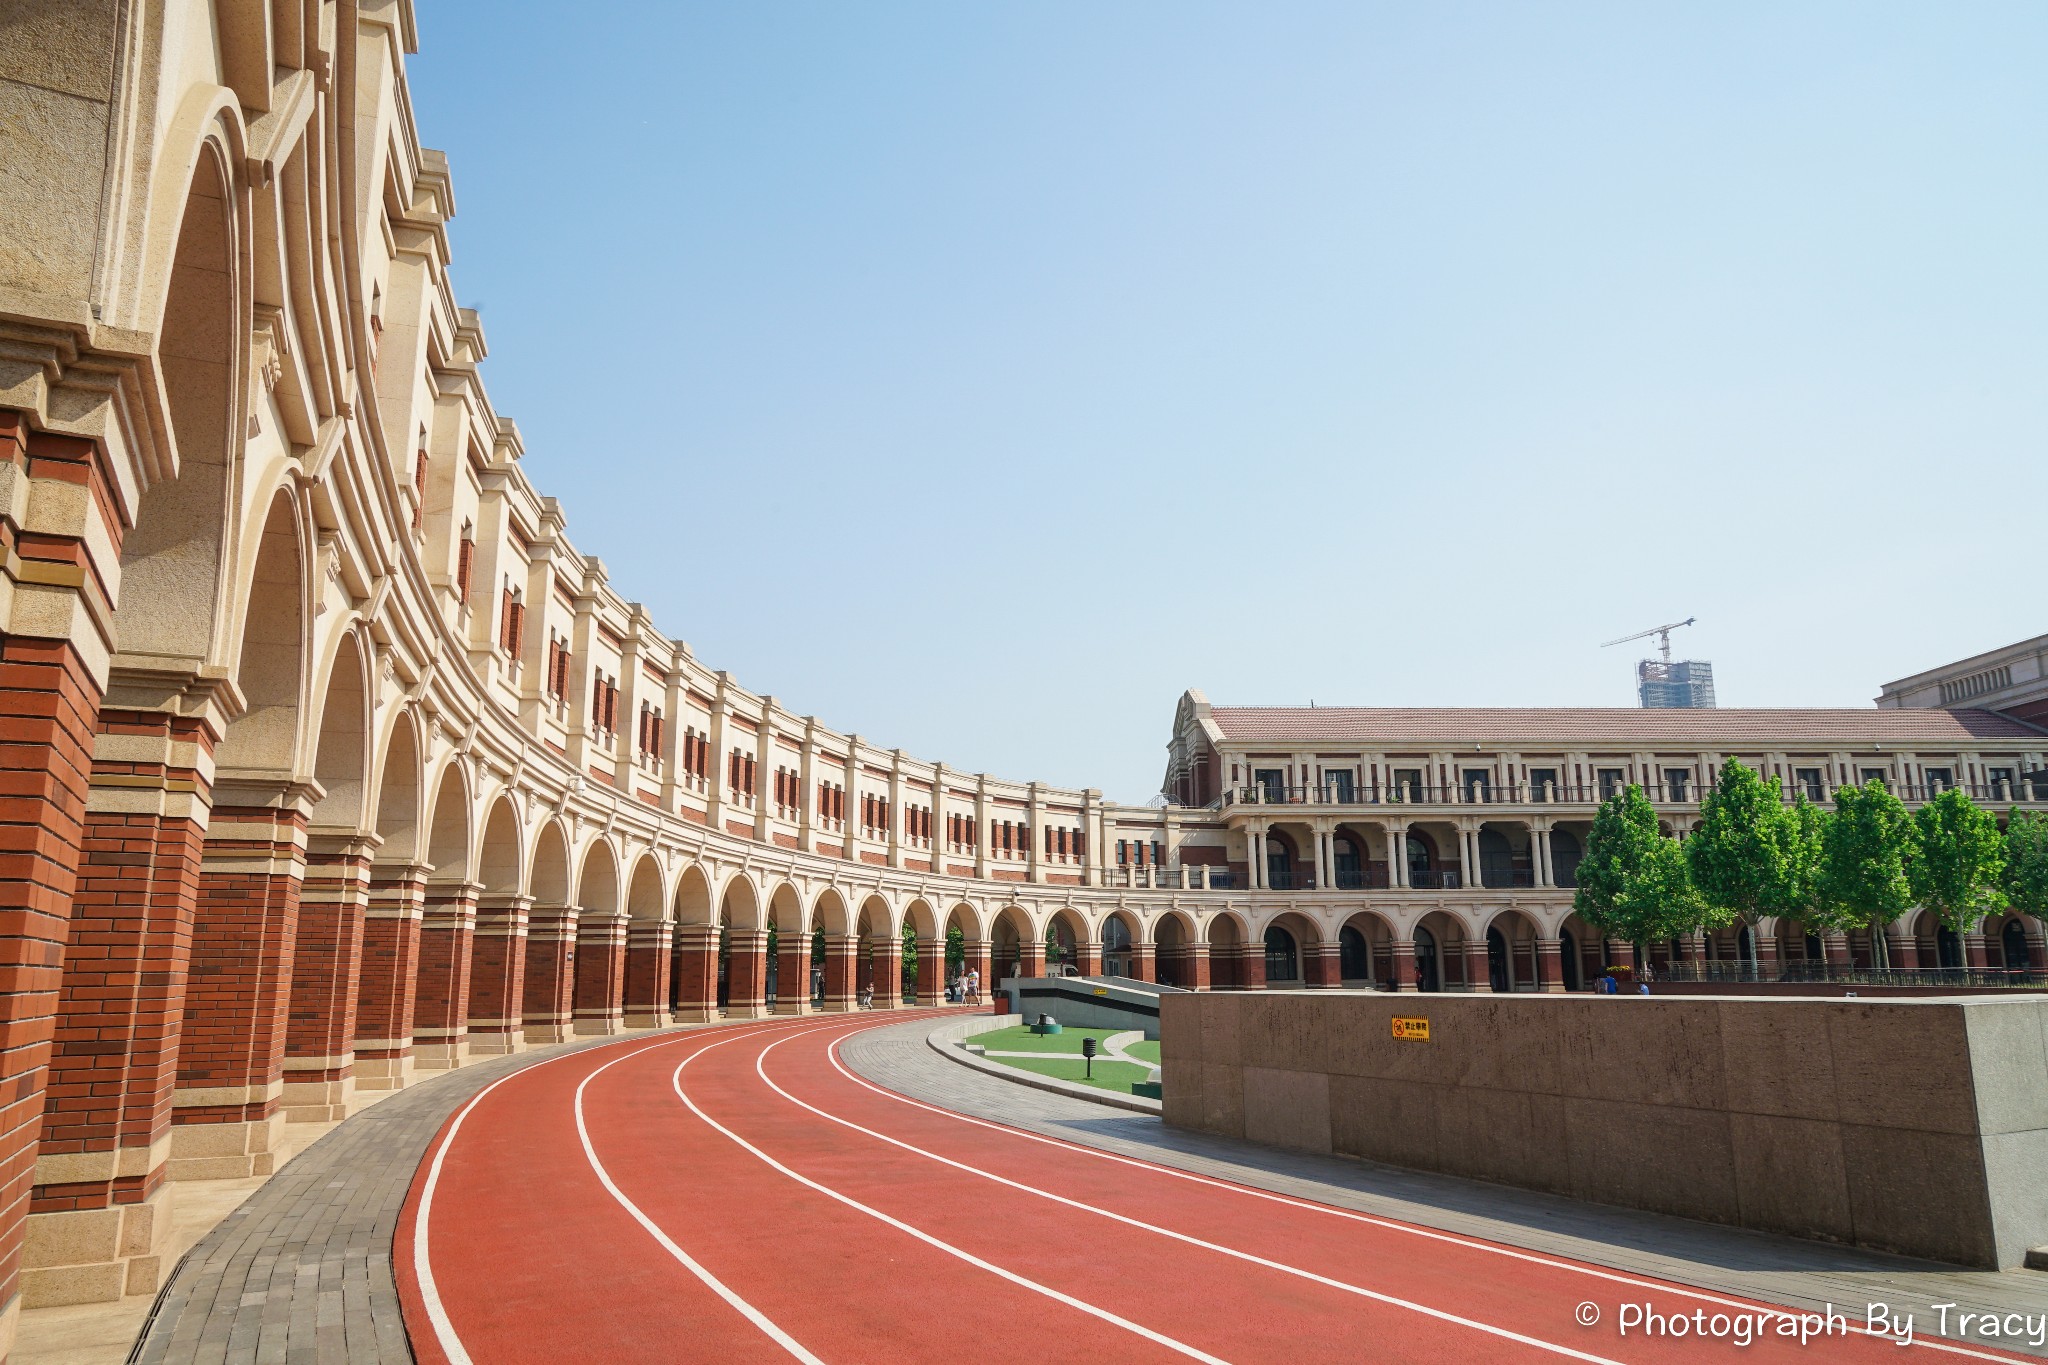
397;1014;2033;1364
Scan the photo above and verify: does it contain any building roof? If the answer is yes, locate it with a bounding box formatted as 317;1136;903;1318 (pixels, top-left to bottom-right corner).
1207;706;2043;748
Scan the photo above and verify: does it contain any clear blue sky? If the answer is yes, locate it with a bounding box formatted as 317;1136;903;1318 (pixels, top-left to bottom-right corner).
412;2;2046;804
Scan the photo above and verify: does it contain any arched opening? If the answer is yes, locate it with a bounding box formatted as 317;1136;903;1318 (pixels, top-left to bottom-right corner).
1485;910;1540;992
413;762;474;1067
573;840;624;1033
307;635;368;834
1405;831;1438;889
1549;828;1584;888
213;494;306;776
1102;913;1136;979
1413;925;1441;992
1206;913;1244;989
991;906;1030;984
1339;925;1370;981
1936;925;1963;970
1476;827;1516;889
1153;911;1194;988
522;820;576;1042
2001;918;2033;973
467;797;526;1054
1046;909;1084;976
1331;833;1365;889
766;882;804;1006
1263;923;1299;985
1264;832;1298;891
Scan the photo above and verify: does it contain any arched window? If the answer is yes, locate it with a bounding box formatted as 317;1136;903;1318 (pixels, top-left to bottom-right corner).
1266;836;1294;891
1550;829;1583;888
1936;926;1963;970
1333;835;1362;888
1486;926;1510;992
1263;925;1299;984
2002;919;2032;972
1477;828;1514;888
1339;924;1370;981
1560;928;1582;991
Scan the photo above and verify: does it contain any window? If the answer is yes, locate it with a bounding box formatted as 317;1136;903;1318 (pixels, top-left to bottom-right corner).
413;448;429;531
1924;767;1953;794
499;587;524;659
1253;768;1285;801
1392;768;1423;801
1860;768;1889;789
1794;768;1825;801
1463;770;1491;802
1528;767;1558;801
456;524;475;602
1326;771;1355;802
1989;767;2016;796
1597;768;1626;800
1664;769;1690;800
1116;839;1128;866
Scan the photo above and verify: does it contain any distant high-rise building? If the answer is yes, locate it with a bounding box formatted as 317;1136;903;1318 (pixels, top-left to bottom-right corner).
1638;658;1716;709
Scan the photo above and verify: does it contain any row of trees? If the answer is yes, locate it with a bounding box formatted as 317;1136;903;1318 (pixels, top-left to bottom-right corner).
1574;759;2048;965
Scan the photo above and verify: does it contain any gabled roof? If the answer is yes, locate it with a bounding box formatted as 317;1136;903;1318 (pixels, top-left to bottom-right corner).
1207;706;2042;747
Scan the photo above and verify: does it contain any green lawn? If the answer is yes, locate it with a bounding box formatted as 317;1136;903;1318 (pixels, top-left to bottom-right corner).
968;1025;1158;1095
1123;1039;1160;1065
970;1025;1131;1054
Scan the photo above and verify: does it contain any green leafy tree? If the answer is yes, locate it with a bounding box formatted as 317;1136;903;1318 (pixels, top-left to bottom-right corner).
1686;759;1798;933
945;924;966;974
1816;780;1915;966
902;922;918;992
2005;809;2048;926
1575;784;1705;963
1909;788;2007;943
1044;925;1065;967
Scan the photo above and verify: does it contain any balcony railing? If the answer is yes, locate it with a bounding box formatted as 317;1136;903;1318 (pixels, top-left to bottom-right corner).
1224;780;2048;810
1656;961;2047;989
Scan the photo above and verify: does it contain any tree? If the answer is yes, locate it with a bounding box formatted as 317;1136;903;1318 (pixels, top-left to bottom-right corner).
1909;788;2007;949
1575;784;1705;965
1816;780;1915;966
2006;809;2048;925
1686;759;1800;930
945;924;966;974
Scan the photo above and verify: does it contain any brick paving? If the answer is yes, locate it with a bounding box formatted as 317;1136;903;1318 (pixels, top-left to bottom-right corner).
127;1032;652;1365
844;1019;2048;1356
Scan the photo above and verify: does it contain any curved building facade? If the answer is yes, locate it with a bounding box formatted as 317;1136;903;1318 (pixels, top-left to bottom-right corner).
0;0;2044;1341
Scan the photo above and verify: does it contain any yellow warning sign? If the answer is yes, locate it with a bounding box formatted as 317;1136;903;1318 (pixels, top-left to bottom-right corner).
1092;987;1108;997
1391;1016;1430;1041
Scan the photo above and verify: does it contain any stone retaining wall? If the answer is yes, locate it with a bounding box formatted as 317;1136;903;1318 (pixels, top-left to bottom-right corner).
1160;990;2048;1268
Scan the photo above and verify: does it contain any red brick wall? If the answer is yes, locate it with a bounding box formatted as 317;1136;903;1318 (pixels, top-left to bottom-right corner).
354;870;424;1070
521;910;576;1040
284;844;369;1097
176;807;306;1128
571;915;626;1031
413;887;478;1059
467;897;528;1049
622;921;671;1022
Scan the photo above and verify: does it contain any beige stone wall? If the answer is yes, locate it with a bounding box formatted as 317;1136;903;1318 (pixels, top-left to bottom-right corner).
1161;990;2048;1268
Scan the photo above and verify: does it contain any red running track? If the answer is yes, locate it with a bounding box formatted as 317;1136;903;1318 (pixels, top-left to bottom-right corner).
398;1015;2032;1364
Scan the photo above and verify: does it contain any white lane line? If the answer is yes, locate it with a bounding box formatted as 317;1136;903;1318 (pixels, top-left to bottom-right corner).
764;1033;1623;1365
413;1027;706;1365
669;1029;1233;1365
575;1025;831;1364
826;1038;2033;1365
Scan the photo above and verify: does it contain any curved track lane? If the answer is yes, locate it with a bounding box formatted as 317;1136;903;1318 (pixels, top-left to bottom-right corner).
399;1016;2036;1364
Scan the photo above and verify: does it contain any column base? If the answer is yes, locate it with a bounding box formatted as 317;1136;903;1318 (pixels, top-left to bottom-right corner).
352;1051;417;1092
168;1111;286;1181
413;1034;470;1071
1542;981;1566;994
723;1002;771;1020
672;1005;718;1024
280;1068;355;1124
625;1010;674;1029
819;998;856;1014
465;1024;527;1056
573;1011;625;1037
771;999;809;1017
21;1181;176;1306
524;1018;575;1044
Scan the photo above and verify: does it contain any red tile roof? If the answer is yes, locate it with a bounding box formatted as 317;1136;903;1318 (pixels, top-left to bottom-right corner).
1207;706;2042;747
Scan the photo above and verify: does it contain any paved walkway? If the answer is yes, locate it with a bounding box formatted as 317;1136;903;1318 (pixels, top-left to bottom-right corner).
126;1030;678;1365
843;1019;2048;1357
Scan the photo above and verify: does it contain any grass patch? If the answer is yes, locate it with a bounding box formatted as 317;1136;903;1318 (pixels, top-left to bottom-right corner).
970;1025;1129;1054
1122;1039;1160;1065
987;1053;1154;1093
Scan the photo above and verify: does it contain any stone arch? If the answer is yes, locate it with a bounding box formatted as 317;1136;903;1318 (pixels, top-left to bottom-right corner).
626;854;667;921
943;901;984;941
370;712;423;865
422;761;472;887
1260;910;1320;986
306;631;369;833
1205;909;1248;989
853;892;892;941
118;141;242;669
577;838;622;918
719;870;764;931
809;886;850;936
1101;909;1140;978
1339;909;1396;986
1414;909;1467;993
901;897;939;941
989;905;1033;982
212;490;307;776
673;862;714;926
1046;907;1087;973
1558;910;1599;991
475;797;522;900
1152;909;1198;988
529;820;571;909
1484;907;1543;993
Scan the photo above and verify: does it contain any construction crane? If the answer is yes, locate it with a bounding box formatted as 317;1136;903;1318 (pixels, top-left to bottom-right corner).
1601;617;1696;664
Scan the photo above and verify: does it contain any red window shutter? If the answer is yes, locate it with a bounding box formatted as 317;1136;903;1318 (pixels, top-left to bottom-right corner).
457;538;475;600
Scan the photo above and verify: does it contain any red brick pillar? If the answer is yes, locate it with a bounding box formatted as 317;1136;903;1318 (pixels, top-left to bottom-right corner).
31;708;212;1306
1463;940;1491;992
725;928;769;1018
869;937;903;1009
624;920;673;1028
354;864;425;1090
282;837;372;1121
1016;938;1045;980
1536;937;1565;993
1884;926;1919;972
1307;943;1342;987
1185;943;1212;990
1964;931;1991;970
466;894;529;1055
1824;931;1854;969
1238;943;1267;991
772;930;809;1016
1073;942;1102;977
414;882;479;1070
820;934;857;1012
915;938;946;1006
1755;931;1781;980
573;911;628;1035
1392;940;1419;992
1131;943;1156;984
0;415;125;1327
172;800;308;1180
671;925;719;1023
522;907;577;1043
